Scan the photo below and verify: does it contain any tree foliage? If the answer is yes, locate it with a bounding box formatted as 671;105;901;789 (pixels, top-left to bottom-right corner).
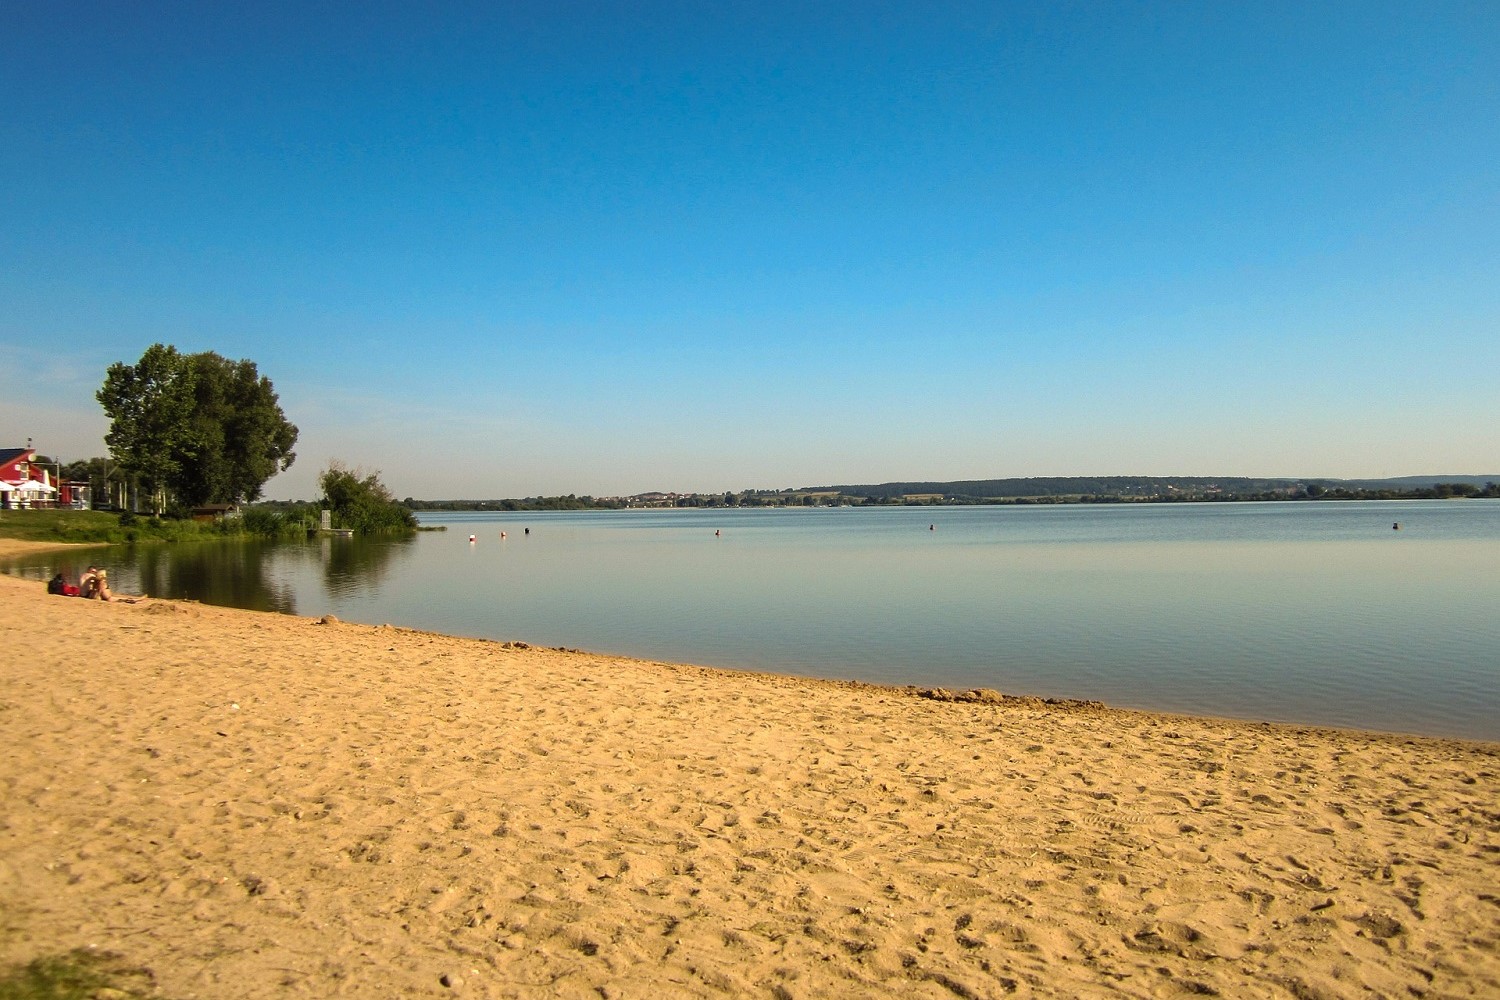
96;344;197;512
59;456;124;498
96;344;298;511
177;353;300;507
319;462;417;533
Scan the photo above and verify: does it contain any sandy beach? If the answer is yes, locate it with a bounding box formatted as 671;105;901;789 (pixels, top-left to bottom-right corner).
0;539;108;559
2;570;1497;999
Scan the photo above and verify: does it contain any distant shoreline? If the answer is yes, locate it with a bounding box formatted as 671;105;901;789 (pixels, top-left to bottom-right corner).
390;490;1500;513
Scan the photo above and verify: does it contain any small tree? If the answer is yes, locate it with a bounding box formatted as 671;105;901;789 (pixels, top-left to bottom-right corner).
319;462;416;534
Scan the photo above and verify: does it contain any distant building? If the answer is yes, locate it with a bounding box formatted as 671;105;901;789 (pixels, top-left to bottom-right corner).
0;447;39;482
0;446;88;509
191;503;241;522
630;492;681;507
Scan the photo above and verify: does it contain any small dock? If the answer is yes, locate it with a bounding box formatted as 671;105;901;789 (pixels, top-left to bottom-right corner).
313;511;354;537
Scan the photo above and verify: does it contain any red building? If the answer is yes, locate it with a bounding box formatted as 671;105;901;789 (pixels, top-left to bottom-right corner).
0;446;90;509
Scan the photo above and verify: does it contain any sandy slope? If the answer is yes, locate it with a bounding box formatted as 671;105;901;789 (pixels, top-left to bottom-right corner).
1;572;1496;999
0;538;104;559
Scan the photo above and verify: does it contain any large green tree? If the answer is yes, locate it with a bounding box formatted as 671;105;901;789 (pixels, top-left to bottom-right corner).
96;344;197;514
97;344;298;512
176;353;300;507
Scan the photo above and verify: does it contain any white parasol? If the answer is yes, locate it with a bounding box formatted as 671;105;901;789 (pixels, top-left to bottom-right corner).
13;480;56;493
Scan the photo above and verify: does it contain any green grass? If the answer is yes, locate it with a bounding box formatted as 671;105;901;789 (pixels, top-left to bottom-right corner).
0;950;164;1000
0;508;311;546
0;509;124;545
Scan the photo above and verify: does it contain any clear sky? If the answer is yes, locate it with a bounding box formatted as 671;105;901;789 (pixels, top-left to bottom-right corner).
3;1;1496;500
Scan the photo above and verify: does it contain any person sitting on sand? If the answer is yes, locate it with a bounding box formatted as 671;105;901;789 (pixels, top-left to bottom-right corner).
78;567;102;599
79;567;116;601
78;567;143;603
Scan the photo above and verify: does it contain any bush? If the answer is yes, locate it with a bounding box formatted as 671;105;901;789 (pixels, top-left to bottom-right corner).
239;506;283;536
320;463;416;534
0;506;308;547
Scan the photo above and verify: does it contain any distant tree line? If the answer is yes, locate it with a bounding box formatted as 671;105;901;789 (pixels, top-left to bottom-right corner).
810;476;1297;500
401;495;623;511
836;482;1500;505
804;475;1500;502
388;480;1500;511
1299;482;1498;501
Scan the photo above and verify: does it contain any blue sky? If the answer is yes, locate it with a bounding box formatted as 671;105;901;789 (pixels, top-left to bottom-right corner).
3;1;1496;500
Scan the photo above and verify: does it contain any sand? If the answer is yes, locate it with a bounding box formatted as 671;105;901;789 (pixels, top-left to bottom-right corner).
1;571;1497;999
0;538;105;559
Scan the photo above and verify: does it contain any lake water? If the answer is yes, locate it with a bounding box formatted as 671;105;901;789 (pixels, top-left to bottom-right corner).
7;501;1499;740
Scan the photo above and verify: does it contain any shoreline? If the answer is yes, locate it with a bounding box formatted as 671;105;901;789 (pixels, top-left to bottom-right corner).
4;558;1486;748
3;571;1497;997
7;499;1499;743
0;538;111;559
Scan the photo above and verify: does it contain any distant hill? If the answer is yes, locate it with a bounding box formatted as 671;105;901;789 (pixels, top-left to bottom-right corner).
801;475;1499;501
1327;475;1500;490
804;476;1297;500
389;475;1499;509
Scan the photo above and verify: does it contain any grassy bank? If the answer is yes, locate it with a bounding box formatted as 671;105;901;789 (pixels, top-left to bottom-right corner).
0;508;309;546
0;509;130;544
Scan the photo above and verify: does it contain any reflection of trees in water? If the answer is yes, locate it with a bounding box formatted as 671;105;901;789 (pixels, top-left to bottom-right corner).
320;534;415;598
0;553;83;587
134;541;298;613
4;535;419;612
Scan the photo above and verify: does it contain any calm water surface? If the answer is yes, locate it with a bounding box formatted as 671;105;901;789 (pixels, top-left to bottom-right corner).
8;501;1498;740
